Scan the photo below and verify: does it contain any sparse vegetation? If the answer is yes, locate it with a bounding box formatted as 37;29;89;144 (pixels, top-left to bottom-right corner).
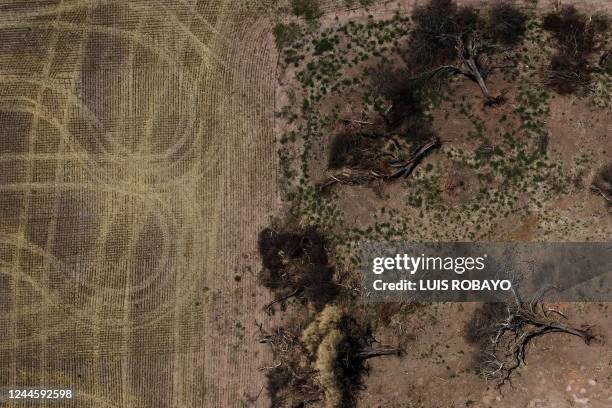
262;1;611;405
273;22;302;50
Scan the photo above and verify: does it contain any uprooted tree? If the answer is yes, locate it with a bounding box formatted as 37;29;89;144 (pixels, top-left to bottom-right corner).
405;0;527;106
542;5;610;94
262;305;401;407
466;289;600;385
258;225;402;406
320;67;441;190
321;127;440;189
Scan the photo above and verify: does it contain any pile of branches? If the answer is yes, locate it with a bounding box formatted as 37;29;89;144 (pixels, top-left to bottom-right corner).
321;129;440;190
258;323;322;407
467;289;599;385
405;0;527;106
262;305;401;407
258;227;338;310
591;162;612;207
319;63;442;191
542;6;610;94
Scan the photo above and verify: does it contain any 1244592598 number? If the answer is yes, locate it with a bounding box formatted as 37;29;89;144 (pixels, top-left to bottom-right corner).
8;389;72;399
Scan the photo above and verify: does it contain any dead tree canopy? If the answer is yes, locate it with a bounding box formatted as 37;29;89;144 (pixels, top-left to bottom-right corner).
302;305;402;407
405;0;527;105
258;227;337;309
543;6;610;94
467;289;600;386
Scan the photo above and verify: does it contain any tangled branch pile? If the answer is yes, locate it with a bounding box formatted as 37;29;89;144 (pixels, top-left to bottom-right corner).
467;291;599;385
258;227;337;309
322;129;440;189
543;6;610;94
405;0;527;105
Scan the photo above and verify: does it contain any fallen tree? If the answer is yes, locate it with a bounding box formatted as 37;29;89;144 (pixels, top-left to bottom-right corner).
303;305;402;407
542;6;610;94
405;0;526;106
320;133;440;190
468;288;600;386
259;305;402;408
319;62;442;192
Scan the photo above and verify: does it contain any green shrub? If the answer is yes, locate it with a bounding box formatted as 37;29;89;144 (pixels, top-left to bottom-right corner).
273;22;301;49
314;38;334;55
291;0;322;21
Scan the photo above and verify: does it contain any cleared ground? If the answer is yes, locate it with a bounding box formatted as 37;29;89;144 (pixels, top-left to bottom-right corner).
0;1;278;407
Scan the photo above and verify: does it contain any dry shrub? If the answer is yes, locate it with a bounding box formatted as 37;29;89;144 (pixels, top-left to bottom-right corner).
303;305;371;408
315;328;344;407
258;227;337;308
408;0;481;70
543;6;609;94
303;305;345;354
488;2;527;46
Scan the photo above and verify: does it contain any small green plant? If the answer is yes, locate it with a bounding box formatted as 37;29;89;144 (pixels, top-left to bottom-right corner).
273;22;302;50
291;0;322;22
313;38;334;55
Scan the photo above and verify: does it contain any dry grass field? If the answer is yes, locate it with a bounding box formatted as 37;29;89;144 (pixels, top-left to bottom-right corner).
0;1;281;407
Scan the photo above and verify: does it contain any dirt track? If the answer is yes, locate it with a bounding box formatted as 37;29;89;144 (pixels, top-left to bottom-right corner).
0;1;278;407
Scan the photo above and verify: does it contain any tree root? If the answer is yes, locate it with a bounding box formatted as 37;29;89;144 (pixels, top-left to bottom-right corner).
479;288;601;386
356;348;402;360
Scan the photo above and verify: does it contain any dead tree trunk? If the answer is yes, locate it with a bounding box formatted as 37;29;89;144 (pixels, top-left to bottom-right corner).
320;137;440;190
480;288;600;385
456;37;505;106
357;348;402;360
408;36;507;106
382;137;440;179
